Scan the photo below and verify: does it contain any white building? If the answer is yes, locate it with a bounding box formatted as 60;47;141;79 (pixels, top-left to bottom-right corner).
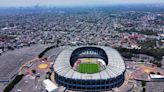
43;79;58;92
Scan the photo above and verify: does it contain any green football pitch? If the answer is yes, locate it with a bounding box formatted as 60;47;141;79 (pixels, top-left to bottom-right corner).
77;63;99;74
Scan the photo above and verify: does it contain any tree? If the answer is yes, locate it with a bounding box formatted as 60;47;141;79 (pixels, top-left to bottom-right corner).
141;81;146;87
142;88;146;92
31;69;36;74
157;72;161;75
150;72;155;74
4;74;24;92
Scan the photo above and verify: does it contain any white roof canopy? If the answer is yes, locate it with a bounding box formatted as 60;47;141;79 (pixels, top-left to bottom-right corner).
54;46;125;80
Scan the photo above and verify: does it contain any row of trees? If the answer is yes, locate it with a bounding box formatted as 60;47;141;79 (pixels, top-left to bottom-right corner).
38;45;58;58
117;48;164;61
4;74;24;92
117;28;158;36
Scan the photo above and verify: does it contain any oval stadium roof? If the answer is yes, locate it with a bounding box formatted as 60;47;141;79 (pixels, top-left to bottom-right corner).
54;46;125;80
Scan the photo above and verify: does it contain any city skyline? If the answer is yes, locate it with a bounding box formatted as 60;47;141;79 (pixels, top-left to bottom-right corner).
0;2;164;92
0;0;164;7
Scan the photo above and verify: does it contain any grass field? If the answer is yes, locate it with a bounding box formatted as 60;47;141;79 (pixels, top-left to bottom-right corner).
77;63;99;74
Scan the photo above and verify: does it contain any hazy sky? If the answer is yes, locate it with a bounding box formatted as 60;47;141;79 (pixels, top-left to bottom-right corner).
0;0;164;7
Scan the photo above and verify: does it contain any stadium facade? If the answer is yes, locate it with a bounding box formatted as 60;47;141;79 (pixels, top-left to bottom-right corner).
54;46;125;91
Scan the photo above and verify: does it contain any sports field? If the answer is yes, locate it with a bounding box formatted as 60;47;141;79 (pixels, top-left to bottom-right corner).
77;63;99;74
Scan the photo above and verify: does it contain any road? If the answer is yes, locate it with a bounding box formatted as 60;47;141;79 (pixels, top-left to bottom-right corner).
11;75;39;92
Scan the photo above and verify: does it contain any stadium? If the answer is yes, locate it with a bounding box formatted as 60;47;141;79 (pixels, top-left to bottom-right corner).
54;46;126;91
